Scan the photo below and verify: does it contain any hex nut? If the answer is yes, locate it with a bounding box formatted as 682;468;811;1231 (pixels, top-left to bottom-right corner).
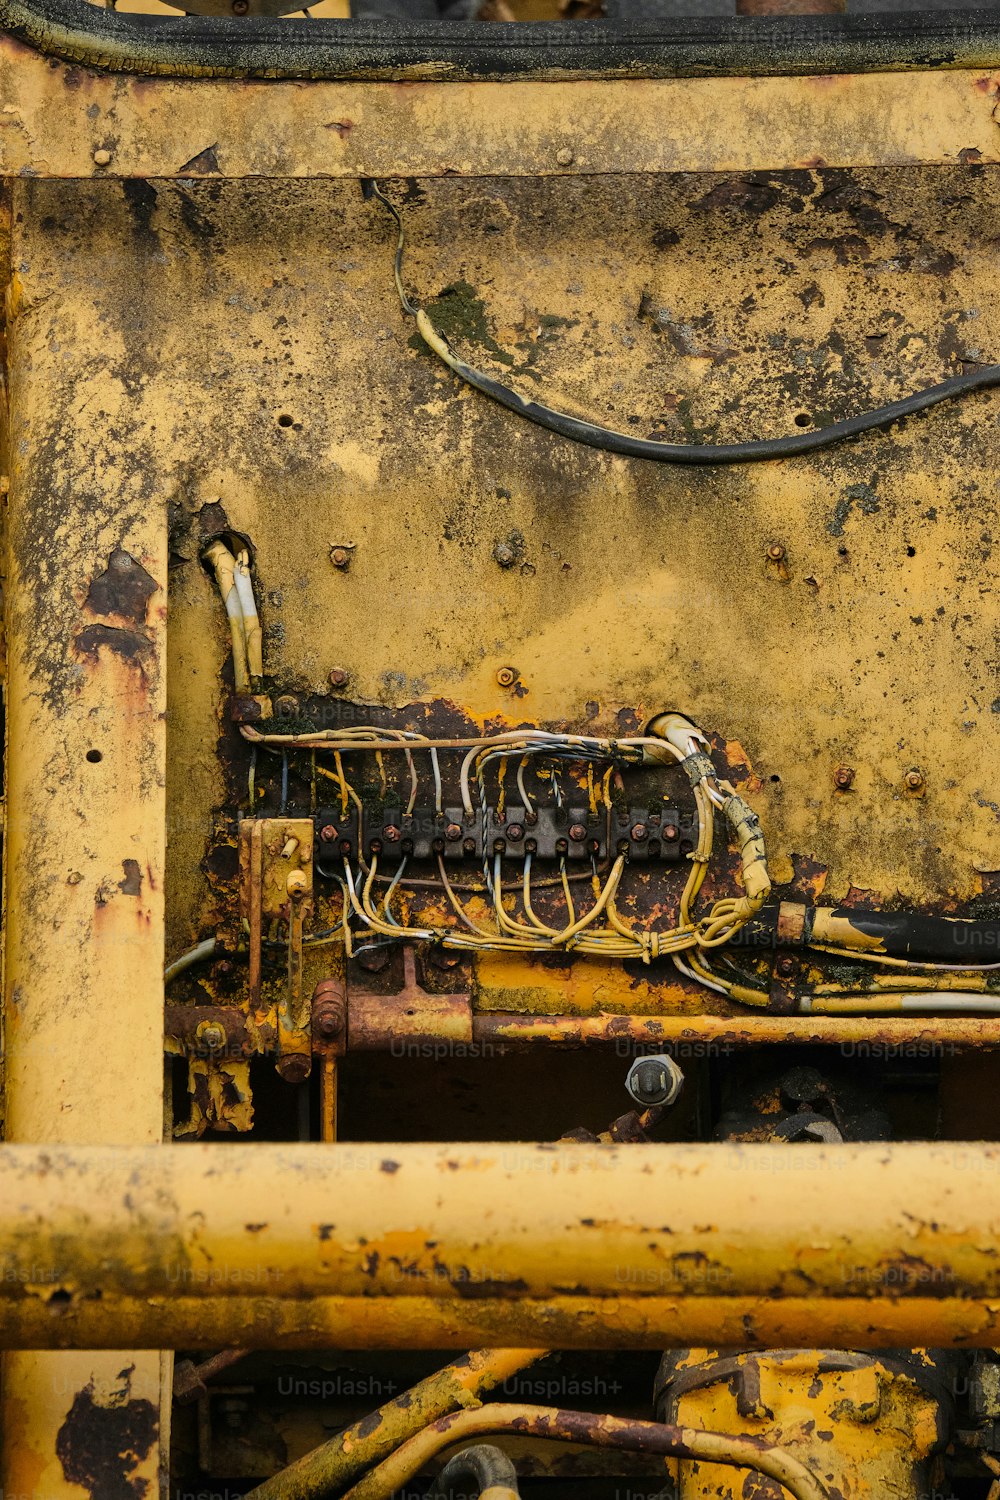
625;1054;684;1108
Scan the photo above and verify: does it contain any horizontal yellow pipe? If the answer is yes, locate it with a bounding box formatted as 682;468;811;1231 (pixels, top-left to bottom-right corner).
3;1142;1000;1349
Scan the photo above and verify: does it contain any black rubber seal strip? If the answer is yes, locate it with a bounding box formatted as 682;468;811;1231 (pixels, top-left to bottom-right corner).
10;0;1000;82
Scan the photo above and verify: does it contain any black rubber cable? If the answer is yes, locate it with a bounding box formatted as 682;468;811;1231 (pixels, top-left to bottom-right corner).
430;1445;521;1500
369;182;1000;467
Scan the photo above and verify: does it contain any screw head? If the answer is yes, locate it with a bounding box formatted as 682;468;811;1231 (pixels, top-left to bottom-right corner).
663;823;679;841
905;768;925;791
507;823;525;842
493;541;517;568
330;546;351;569
92;148;112;167
834;764;855;790
328;668;350;689
384;825;402;843
319;823;339;843
631;822;648;842
496;666;518;688
569;823;588;842
274;694;297;718
777;955;796;978
445;823;463;841
767;542;786;562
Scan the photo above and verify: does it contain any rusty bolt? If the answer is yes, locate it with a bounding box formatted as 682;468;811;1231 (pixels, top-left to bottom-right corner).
664;824;679;841
195;1020;227;1053
328;668;350;689
383;825;402;843
212;959;234;979
496;666;518;688
834;764;855;790
631;822;648;842
493;541;517;568
274;694;297;718
330;547;351;569
313;979;346;1039
905;768;925;791
556;146;575;166
445;823;463;841
231;0;249;11
462;837;477;855
767;542;786;562
776;955;797;978
319;823;339;843
569;823;588;842
276;1053;311;1084
507;823;525;842
92;148;112;167
356;946;391;973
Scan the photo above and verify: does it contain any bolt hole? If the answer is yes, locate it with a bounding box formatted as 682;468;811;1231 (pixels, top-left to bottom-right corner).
905;545;916;557
86;749;103;764
277;413;295;428
793;412;811;428
770;773;781;785
837;546;848;557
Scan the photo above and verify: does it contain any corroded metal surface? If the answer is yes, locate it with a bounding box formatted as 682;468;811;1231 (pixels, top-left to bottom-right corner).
0;177;166;1498
3;1141;1000;1348
4;42;1000;179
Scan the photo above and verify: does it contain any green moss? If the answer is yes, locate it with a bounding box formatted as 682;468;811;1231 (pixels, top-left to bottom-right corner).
416;281;514;367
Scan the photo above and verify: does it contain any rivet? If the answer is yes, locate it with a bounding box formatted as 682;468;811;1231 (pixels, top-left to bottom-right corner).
330;546;351;569
556;147;574;166
92;148;112;167
493;540;517;568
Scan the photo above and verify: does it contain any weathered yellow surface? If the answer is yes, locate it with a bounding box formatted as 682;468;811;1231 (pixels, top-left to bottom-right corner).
3;1141;1000;1347
3;42;1000;179
0;177;166;1499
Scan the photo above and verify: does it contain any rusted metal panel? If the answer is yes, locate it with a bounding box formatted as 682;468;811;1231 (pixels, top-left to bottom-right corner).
4;44;1000;180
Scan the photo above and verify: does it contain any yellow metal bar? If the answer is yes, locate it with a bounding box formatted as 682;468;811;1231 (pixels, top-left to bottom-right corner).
2;1142;1000;1349
0;181;167;1493
1;46;1000;180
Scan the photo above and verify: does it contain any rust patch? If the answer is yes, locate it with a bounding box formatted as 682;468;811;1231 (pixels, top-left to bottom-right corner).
56;1381;158;1500
119;859;143;896
177;145;220;174
74;623;151;668
84;547;157;628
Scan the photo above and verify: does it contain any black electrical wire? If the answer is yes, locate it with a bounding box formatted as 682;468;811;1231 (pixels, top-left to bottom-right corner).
369;181;1000;467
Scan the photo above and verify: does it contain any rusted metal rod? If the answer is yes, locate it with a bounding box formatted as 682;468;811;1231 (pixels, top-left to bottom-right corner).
2;1141;1000;1351
245;1349;546;1500
342;1404;828;1500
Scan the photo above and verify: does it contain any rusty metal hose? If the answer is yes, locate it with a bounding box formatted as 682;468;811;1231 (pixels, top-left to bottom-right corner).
243;1349;545;1500
341;1403;828;1500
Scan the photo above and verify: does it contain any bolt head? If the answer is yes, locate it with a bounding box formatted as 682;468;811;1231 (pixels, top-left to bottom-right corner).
384;825;402;843
507;823;525;841
777;955;796;978
556;146;575;166
92;148;112;167
663;823;679;841
315;1008;344;1039
356;946;391;973
330;547;351;569
319;823;339;843
630;822;648;842
195;1021;226;1052
328;668;350;688
905;768;924;790
493;541;517;568
276;1053;311;1083
445;823;463;841
767;542;786;562
274;694;297;718
834;764;855;789
496;666;517;688
568;823;588;842
462;838;477;855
